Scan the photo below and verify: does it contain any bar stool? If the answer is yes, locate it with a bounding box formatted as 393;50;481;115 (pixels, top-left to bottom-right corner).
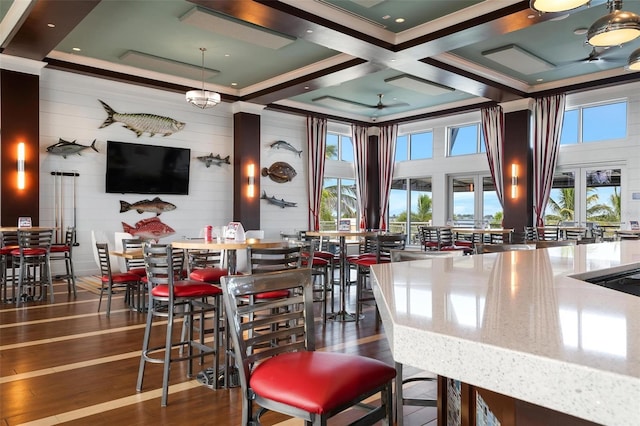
95;243;141;315
50;227;77;297
0;231;19;302
11;229;54;304
136;243;222;406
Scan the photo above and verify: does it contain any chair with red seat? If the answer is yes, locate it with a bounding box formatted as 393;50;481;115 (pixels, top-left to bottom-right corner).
95;242;141;316
137;243;222;406
0;231;19;302
300;243;332;322
349;233;406;323
221;268;395;425
12;229;54;304
188;249;228;284
50;227;77;297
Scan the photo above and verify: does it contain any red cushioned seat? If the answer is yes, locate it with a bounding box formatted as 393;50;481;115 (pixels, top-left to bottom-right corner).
0;245;19;255
150;281;222;298
49;244;70;253
127;267;147;277
189;267;228;283
255;290;290;299
250;351;396;415
101;272;141;284
11;247;47;256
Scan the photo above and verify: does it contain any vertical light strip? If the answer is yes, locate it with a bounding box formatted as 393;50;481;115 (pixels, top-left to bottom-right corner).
511;163;518;199
247;163;255;198
17;142;26;190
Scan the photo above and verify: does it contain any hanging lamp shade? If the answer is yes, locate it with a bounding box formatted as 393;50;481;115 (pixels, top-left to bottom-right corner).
587;1;640;47
530;0;589;13
186;47;221;109
626;47;640;70
186;90;221;108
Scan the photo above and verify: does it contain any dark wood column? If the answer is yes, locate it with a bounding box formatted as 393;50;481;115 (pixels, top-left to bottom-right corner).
233;111;261;230
1;69;40;226
502;108;533;236
366;133;380;230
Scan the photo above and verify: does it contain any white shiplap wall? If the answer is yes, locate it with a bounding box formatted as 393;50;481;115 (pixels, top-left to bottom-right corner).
39;69;235;275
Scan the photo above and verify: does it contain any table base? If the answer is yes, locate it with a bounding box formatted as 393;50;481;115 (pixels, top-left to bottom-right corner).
328;310;363;322
196;366;240;389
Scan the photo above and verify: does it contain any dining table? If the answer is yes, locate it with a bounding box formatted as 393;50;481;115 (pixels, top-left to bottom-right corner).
451;227;514;247
305;229;379;322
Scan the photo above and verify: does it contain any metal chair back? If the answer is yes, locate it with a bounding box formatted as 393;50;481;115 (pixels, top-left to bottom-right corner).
247;245;302;274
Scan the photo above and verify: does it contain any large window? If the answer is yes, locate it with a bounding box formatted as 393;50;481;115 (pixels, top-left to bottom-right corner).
389;178;432;244
449;174;502;227
544;167;621;227
326;132;354;161
320;178;357;231
395;131;432;161
448;123;485;156
560;101;627;145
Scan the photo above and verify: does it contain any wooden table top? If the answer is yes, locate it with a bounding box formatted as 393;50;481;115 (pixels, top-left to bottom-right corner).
171;238;284;250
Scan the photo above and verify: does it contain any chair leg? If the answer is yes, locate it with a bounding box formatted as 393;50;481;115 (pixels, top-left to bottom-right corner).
161;300;175;407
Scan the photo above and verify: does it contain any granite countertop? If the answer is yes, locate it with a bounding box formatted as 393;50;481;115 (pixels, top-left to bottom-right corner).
371;241;640;426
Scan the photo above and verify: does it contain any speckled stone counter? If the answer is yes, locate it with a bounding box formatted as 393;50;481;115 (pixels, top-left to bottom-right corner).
371;241;640;426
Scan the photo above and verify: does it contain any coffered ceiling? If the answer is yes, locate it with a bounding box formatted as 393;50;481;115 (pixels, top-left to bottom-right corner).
2;0;640;123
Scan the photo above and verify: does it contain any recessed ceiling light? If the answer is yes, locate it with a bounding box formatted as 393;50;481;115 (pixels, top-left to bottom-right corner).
537;78;544;82
224;53;230;57
306;29;313;33
395;18;405;23
231;82;238;86
72;47;81;52
47;23;55;28
304;86;310;90
382;15;390;20
574;27;588;35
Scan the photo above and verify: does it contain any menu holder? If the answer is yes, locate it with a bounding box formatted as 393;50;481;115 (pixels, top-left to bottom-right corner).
225;222;246;241
631;220;639;230
18;216;32;228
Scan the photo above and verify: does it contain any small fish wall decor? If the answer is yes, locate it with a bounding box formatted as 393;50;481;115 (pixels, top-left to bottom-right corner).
261;161;297;183
98;100;185;137
122;217;175;240
261;191;297;208
120;197;176;216
47;138;99;158
269;140;302;157
196;153;231;168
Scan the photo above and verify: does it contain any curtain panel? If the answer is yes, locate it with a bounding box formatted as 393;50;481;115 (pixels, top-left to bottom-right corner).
532;94;566;226
481;105;505;208
352;124;369;230
378;124;398;230
306;116;327;231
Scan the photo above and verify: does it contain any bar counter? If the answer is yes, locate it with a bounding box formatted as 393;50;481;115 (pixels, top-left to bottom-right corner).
371;241;640;425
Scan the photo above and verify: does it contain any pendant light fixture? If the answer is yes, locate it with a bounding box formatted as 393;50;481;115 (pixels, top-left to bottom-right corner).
626;47;640;70
587;0;640;47
530;0;589;13
186;47;221;109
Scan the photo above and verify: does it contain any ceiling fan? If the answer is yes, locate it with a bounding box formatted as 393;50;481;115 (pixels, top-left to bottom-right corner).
312;93;409;111
565;46;625;66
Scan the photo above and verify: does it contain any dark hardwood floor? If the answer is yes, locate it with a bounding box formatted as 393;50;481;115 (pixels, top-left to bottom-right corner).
0;276;437;426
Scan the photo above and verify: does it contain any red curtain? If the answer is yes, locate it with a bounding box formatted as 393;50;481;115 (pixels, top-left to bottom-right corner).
481;105;505;208
533;94;566;226
306;116;327;230
377;124;398;230
352;124;369;230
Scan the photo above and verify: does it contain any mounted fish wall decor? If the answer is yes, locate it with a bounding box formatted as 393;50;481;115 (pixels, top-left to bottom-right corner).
47;138;99;158
269;140;302;157
98;100;185;137
120;197;176;216
261;161;297;183
261;191;297;208
196;153;230;168
122;217;175;240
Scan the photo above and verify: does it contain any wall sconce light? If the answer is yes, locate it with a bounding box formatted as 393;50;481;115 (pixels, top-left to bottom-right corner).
511;163;518;199
17;142;26;190
247;163;255;198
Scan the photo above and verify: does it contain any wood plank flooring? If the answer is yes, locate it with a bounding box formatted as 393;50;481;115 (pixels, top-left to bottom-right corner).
0;277;437;426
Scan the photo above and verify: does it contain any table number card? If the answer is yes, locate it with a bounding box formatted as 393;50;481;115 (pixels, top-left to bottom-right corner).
18;216;32;228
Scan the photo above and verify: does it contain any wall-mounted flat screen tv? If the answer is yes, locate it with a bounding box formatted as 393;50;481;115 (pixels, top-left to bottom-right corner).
106;141;190;195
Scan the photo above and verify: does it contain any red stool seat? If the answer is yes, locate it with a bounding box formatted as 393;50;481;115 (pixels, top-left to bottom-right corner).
11;247;47;257
49;244;70;253
150;280;222;298
0;245;19;255
190;267;228;283
250;351;396;415
101;272;141;284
